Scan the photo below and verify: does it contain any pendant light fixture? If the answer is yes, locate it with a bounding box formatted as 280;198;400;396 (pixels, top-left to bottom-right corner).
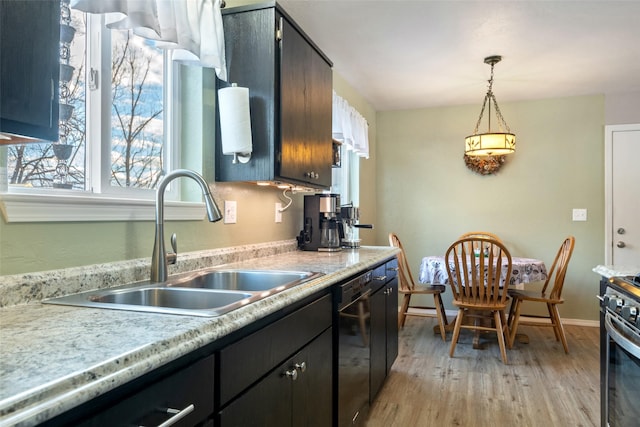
465;55;515;156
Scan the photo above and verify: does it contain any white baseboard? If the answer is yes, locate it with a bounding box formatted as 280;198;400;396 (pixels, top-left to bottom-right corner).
404;307;599;328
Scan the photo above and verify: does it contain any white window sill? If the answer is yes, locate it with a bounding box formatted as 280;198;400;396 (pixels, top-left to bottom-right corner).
0;193;207;223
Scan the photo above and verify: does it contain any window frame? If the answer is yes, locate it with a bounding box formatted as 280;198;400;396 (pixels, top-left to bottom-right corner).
332;145;360;206
0;13;202;223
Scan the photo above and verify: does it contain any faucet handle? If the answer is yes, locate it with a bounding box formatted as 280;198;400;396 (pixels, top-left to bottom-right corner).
166;233;178;265
171;233;178;254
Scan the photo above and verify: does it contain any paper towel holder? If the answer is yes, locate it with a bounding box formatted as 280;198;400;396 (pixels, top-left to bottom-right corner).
218;83;253;164
231;152;251;164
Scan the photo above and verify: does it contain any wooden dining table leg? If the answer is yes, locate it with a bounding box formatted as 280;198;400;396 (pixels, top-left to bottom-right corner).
431;311;487;348
469;310;498;350
472;315;486;349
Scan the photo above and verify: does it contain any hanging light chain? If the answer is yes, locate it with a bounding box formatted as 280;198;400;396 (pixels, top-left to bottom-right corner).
472;92;490;135
490;93;511;133
471;58;511;134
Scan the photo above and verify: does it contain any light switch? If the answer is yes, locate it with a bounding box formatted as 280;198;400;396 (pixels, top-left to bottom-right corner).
572;208;587;221
224;201;237;224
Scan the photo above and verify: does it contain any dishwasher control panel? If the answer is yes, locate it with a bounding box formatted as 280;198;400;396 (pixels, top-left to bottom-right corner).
336;270;372;309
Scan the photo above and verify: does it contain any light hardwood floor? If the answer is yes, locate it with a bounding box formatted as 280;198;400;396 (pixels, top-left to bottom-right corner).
367;317;600;427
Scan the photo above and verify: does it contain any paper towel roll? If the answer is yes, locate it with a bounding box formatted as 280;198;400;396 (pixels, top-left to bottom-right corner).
218;84;252;164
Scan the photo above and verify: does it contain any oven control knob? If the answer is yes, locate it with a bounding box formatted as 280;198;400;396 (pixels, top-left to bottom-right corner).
603;294;615;306
621;305;638;322
608;297;624;312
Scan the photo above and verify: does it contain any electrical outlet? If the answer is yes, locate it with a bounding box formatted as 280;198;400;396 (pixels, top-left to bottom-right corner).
275;203;283;223
572;208;587;221
224;201;237;224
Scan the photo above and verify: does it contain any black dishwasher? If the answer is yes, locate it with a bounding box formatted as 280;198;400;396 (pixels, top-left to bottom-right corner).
335;269;373;427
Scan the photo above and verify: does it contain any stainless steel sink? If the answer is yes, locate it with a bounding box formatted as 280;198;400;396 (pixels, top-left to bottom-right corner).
91;287;251;309
43;269;322;317
167;269;319;292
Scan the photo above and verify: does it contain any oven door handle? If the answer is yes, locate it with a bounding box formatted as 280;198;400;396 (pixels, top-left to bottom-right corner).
605;313;640;358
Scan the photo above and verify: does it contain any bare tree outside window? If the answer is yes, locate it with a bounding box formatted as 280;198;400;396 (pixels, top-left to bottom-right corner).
110;31;164;189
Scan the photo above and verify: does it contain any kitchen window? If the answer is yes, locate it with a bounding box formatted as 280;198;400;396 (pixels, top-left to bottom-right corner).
330;91;368;211
332;147;360;210
1;11;205;223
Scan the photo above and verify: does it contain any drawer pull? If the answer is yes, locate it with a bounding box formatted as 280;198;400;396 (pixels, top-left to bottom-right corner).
140;404;194;427
295;361;307;373
373;275;387;281
285;368;298;381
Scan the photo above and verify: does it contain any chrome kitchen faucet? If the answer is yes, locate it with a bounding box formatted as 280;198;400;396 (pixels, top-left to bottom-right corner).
151;169;223;283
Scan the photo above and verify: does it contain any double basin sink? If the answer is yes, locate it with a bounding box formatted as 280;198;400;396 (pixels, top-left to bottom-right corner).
44;269;323;317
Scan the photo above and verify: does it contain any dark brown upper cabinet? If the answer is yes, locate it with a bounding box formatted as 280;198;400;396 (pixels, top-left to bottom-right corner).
215;2;333;189
1;0;60;142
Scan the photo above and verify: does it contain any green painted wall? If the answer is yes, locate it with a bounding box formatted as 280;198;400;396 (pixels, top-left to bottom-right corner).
374;95;605;321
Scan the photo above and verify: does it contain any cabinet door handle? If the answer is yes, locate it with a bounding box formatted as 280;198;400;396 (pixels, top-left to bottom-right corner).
304;171;319;179
285;368;298;381
295;361;307;373
276;17;283;41
139;404;195;427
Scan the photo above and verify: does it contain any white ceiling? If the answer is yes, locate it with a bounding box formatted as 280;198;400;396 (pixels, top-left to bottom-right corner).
277;0;640;111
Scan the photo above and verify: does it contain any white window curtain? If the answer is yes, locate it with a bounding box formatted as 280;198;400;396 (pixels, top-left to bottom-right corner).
70;0;227;81
332;91;369;159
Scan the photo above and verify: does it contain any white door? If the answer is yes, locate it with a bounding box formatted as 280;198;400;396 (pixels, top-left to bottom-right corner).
605;124;640;265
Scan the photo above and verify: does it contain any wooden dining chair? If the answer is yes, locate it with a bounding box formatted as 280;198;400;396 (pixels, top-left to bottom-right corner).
445;237;513;364
458;231;504;256
389;233;448;341
507;236;576;353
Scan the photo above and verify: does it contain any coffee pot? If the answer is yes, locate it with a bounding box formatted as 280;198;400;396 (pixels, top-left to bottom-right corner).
320;217;341;249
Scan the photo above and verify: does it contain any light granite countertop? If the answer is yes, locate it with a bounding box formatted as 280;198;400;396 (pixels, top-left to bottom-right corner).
592;264;640;279
0;242;399;427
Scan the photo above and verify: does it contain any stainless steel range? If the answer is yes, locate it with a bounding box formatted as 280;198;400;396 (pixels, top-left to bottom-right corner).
599;274;640;427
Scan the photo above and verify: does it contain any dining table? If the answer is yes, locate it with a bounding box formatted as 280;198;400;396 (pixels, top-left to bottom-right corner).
419;255;548;288
418;254;548;349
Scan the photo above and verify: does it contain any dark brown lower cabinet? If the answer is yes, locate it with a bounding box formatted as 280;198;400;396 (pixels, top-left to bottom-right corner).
217;293;333;427
43;354;216;427
370;259;399;401
218;328;332;427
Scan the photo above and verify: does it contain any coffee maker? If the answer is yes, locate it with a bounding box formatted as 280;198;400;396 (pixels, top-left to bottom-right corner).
340;203;373;249
297;194;342;252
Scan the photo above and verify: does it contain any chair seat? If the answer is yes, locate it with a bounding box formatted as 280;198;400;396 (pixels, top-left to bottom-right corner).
400;284;446;295
509;289;564;304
